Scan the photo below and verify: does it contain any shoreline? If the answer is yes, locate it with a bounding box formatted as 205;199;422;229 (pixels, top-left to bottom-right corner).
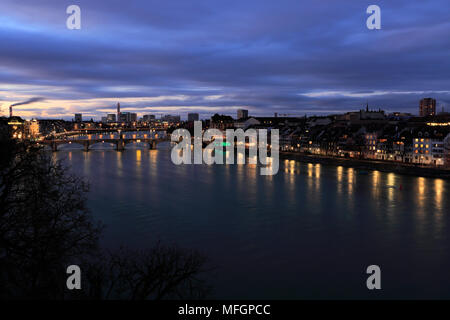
279;152;450;179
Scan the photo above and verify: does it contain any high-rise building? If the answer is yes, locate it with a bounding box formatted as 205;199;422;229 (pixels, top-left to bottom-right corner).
74;113;82;122
119;112;128;123
118;112;137;123
237;109;248;120
107;113;116;122
188;113;199;122
420;98;436;117
117;103;121;122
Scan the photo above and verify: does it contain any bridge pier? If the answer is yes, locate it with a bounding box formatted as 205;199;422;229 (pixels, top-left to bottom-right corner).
116;140;125;151
51;142;58;152
83;141;90;152
149;140;157;150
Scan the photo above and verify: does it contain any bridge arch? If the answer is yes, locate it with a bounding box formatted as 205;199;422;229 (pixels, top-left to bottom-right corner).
88;141;116;150
56;142;85;150
123;140;154;149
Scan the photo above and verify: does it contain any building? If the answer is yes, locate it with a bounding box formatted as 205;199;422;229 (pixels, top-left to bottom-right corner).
119;112;128;123
237;109;248;120
412;132;446;166
24;119;40;138
107;113;116;122
210;114;234;130
444;133;450;167
420;98;436;117
188;113;199;122
161;114;181;123
6;117;25;139
101;116;107;123
117;103;121;122
234;117;261;130
364;133;378;158
74;113;82;122
118;112;137;123
143;114;156;122
307;116;333;127
359;106;385;120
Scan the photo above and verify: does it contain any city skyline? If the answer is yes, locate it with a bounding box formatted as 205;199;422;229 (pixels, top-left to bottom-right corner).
1;0;450;120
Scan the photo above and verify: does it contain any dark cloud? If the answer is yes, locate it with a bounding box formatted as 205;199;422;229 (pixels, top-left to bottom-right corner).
0;0;449;119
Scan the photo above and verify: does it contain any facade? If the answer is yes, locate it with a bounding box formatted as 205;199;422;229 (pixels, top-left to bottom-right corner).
143;114;156;122
307;117;332;127
74;113;82;122
234;117;261;130
444;133;450;167
187;113;199;122
364;133;378;159
210;114;234;130
412;135;445;166
359;108;385;120
107;113;116;122
161;114;181;123
25;119;40;138
118;112;138;123
420;98;436;117
237;109;248;120
119;112;128;123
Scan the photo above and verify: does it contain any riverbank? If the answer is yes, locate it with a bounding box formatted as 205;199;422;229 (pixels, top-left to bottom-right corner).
280;152;450;179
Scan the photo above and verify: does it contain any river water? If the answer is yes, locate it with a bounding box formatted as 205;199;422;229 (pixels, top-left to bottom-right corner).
55;141;450;299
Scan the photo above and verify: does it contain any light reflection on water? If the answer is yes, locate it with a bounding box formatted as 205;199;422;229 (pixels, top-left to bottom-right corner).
55;145;450;299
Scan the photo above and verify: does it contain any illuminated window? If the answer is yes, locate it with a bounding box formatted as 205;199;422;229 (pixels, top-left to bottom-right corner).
415;144;418;148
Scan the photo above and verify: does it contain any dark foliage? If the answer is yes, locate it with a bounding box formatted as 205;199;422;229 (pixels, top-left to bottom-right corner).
0;137;210;299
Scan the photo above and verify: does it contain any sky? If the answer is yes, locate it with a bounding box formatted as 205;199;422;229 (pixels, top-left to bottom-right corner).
0;0;449;120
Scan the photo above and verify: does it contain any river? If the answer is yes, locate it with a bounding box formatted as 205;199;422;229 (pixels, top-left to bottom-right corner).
55;141;450;299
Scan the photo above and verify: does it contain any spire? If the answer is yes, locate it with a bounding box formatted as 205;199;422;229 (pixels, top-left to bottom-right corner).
366;101;369;112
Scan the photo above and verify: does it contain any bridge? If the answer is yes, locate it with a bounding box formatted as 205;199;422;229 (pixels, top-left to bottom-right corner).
40;135;170;152
47;127;167;139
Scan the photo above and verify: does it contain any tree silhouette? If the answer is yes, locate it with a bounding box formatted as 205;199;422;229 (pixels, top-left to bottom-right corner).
0;136;211;299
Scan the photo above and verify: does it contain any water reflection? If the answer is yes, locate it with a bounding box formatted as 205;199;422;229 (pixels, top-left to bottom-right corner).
116;151;123;177
434;179;444;210
347;168;354;194
54;149;450;299
387;173;395;203
337;166;343;195
372;170;380;198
